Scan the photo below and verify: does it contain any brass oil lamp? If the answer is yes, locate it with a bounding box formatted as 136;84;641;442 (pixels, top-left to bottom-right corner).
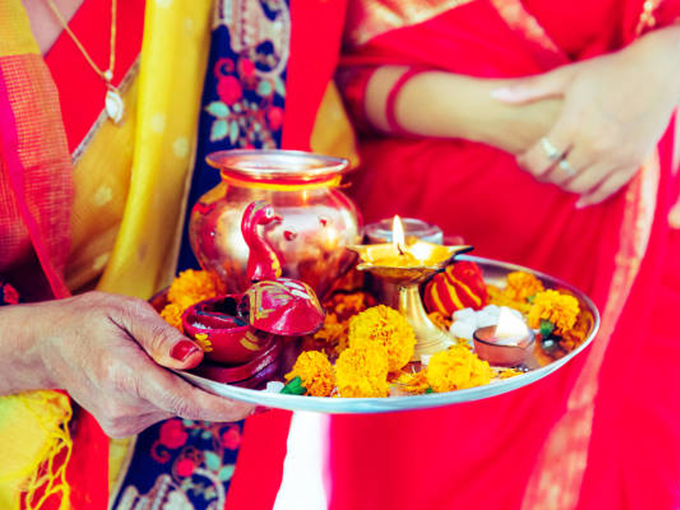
349;216;472;360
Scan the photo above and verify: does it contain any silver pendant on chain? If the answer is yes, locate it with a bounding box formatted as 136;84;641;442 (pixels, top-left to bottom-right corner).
105;87;124;124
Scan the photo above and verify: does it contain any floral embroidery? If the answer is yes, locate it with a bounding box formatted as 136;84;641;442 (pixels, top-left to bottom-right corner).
203;0;290;149
205;55;285;148
112;419;243;510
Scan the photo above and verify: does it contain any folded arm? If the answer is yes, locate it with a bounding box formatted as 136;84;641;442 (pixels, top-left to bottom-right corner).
338;65;562;155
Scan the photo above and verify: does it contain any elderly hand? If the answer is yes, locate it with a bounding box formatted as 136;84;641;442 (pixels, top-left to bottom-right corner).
492;26;680;206
0;291;254;438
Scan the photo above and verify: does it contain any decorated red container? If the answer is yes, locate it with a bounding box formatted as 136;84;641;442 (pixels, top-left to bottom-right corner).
189;150;362;299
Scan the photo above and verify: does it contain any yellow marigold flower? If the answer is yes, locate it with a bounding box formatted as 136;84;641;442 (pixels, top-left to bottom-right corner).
487;284;532;315
349;305;416;372
528;289;580;334
312;313;350;356
285;351;336;397
160;303;184;332
426;345;493;393
335;345;390;398
167;269;222;311
394;369;430;395
504;271;545;302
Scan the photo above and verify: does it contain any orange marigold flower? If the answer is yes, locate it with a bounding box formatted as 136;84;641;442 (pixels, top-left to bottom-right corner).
335;345;390;398
394;369;430;395
312;313;350;355
487;284;532;315
528;289;580;334
504;271;545;302
560;308;594;350
160;303;184;331
324;291;376;322
285;351;336;397
426;345;493;392
349;305;416;372
167;269;221;311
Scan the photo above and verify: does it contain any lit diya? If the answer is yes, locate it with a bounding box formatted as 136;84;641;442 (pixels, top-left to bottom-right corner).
182;201;325;384
349;216;472;360
473;307;535;367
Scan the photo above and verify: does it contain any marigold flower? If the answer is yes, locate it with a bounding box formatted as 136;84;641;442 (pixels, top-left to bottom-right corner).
504;271;544;302
487;284;532;315
426;345;493;392
335;345;390;398
559;308;593;350
311;313;350;356
349;305;416;372
160;303;184;331
167;269;222;311
394;369;430;395
285;351;336;397
324;291;375;322
528;289;580;334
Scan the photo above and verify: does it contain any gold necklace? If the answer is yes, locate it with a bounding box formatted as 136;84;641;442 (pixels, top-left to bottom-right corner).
44;0;124;124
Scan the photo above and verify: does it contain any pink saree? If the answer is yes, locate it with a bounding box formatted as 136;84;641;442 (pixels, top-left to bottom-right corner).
331;1;680;508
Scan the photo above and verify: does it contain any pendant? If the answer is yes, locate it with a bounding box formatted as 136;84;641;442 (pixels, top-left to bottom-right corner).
105;87;124;124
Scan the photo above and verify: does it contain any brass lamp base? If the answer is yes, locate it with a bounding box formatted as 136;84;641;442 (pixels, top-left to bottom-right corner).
399;284;454;360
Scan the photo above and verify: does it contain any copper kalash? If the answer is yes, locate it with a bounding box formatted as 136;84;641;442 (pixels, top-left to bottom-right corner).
182;201;325;386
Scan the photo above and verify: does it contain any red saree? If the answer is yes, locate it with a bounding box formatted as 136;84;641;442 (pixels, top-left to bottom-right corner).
331;1;680;509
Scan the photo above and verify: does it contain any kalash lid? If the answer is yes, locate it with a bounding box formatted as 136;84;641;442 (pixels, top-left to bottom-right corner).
242;278;325;336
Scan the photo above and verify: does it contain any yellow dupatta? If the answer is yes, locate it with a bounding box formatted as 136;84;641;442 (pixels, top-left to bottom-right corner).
0;0;213;508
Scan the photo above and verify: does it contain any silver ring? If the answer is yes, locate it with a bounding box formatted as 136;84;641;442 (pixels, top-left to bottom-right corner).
558;158;576;176
540;137;563;162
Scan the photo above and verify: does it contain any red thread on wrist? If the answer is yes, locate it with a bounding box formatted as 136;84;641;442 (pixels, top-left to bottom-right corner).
385;68;427;135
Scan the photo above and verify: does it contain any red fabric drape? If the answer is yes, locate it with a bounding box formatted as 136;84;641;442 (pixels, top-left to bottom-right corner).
330;1;680;509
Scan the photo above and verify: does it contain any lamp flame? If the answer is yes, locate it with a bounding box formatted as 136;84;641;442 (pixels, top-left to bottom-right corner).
392;215;407;255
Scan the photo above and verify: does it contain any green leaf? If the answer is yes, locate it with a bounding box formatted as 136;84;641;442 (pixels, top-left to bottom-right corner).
274;76;286;97
281;376;306;395
210;119;228;141
229;120;239;144
539;319;555;338
201;430;212;440
527;295;536;303
425;387;434;394
218;464;236;481
182;419;195;427
257;80;273;96
205;101;230;118
204;451;221;471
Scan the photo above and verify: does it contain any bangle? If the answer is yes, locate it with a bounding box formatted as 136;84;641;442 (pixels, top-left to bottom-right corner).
385;67;427;135
0;280;19;305
336;66;377;134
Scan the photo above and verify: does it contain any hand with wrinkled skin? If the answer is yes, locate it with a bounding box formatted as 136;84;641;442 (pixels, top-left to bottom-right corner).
493;26;680;207
0;291;254;438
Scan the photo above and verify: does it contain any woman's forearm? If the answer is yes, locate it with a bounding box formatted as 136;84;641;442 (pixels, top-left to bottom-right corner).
363;65;561;153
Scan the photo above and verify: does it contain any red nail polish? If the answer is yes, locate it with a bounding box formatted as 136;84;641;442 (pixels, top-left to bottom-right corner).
170;340;199;361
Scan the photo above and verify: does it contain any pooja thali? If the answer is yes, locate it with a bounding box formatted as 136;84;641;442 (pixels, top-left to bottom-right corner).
170;255;600;414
